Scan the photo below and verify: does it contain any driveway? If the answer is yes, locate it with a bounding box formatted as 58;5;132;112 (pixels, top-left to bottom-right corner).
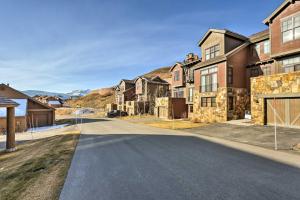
60;118;300;200
184;123;300;151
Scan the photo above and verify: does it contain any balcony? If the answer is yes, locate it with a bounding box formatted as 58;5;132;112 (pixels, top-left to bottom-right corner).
200;83;218;93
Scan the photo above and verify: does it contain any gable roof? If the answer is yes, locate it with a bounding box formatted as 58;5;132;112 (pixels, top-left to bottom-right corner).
0;84;54;110
249;29;270;43
263;0;298;25
198;29;248;47
169;62;183;72
134;76;169;85
193;42;250;70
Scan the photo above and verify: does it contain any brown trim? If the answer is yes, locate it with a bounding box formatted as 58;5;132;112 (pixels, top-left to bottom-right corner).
271;48;300;58
263;0;296;25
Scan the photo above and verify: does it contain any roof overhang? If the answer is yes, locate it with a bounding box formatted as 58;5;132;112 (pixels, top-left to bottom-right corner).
263;0;297;25
198;29;248;47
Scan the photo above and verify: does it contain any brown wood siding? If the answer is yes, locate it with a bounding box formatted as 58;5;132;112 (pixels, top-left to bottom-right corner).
225;36;244;54
227;47;249;88
270;2;300;56
201;32;225;61
171;64;185;87
0;116;27;133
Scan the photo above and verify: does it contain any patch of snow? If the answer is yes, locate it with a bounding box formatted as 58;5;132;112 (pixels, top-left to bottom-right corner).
27;124;68;133
0;99;27;117
48;100;61;105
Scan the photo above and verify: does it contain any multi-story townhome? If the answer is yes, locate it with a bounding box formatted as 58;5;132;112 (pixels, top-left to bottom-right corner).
115;79;136;111
250;0;300;128
169;53;201;118
192;29;250;122
132;76;169;115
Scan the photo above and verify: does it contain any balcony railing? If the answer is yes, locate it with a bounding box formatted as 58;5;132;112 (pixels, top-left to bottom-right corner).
200;83;218;93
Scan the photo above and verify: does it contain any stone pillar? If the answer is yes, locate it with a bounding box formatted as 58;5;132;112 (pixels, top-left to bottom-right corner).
6;107;16;152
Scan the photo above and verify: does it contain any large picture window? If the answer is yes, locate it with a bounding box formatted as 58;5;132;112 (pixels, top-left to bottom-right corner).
205;44;220;60
200;66;218;92
282;14;300;43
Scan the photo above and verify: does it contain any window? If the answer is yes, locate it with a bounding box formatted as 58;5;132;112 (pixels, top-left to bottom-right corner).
282;55;300;73
227;67;233;85
262;66;271;76
228;96;234;111
174;71;180;81
189;105;194;113
173;88;184;98
200;66;218;92
255;44;260;56
205;44;220;60
250;68;260;77
188;88;194;102
282;14;300;43
263;40;270;54
201;97;216;107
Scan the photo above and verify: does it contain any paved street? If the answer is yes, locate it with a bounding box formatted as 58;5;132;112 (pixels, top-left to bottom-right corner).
60;118;300;200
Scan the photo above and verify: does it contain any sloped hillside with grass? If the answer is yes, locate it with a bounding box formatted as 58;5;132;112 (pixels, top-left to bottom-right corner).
67;87;115;109
67;66;171;109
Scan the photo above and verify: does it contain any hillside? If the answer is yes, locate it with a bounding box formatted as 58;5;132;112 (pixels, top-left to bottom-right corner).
67;66;171;109
67;87;115;109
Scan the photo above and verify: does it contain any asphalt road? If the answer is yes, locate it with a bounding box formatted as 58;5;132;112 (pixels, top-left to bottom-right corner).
60;118;300;200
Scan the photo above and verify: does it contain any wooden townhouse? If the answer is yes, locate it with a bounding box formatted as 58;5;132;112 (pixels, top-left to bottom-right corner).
250;0;300;128
115;79;136;111
0;84;55;132
191;29;250;122
155;53;200;119
126;76;169;115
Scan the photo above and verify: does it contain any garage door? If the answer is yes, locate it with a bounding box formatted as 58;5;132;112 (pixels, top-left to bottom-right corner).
266;98;300;128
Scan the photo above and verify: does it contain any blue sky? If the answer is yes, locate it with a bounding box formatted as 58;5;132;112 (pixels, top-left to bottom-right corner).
0;0;283;93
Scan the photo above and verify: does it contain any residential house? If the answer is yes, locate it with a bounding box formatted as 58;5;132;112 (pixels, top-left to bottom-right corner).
115;79;136;111
156;53;200;119
250;0;300;128
34;95;65;108
192;29;250;122
0;84;55;132
134;76;169;115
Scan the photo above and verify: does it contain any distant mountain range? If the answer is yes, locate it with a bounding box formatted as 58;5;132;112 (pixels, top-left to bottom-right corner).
23;89;91;99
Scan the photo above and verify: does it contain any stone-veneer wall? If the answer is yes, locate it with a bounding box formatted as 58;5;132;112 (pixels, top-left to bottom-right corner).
192;87;249;123
125;101;138;116
154;97;171;119
251;71;300;125
193;88;227;123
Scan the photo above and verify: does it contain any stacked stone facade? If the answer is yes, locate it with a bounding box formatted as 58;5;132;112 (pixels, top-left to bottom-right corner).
251;71;300;125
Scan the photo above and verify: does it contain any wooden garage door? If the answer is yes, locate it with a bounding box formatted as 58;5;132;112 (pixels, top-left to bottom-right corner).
267;98;300;128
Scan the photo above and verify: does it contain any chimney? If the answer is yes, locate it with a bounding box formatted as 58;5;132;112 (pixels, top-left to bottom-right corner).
185;53;199;63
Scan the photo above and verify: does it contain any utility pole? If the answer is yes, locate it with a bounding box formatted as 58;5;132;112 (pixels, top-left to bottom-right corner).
273;97;278;151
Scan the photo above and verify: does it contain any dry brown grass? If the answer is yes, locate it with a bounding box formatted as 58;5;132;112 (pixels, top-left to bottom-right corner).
141;120;207;130
67;92;115;109
0;131;80;200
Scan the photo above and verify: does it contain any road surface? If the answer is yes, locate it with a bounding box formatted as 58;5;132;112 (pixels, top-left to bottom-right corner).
60;118;300;200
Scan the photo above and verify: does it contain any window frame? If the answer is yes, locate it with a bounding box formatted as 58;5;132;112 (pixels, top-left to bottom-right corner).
205;44;220;60
200;66;218;92
174;70;180;81
201;97;216;108
281;14;300;43
263;40;270;54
